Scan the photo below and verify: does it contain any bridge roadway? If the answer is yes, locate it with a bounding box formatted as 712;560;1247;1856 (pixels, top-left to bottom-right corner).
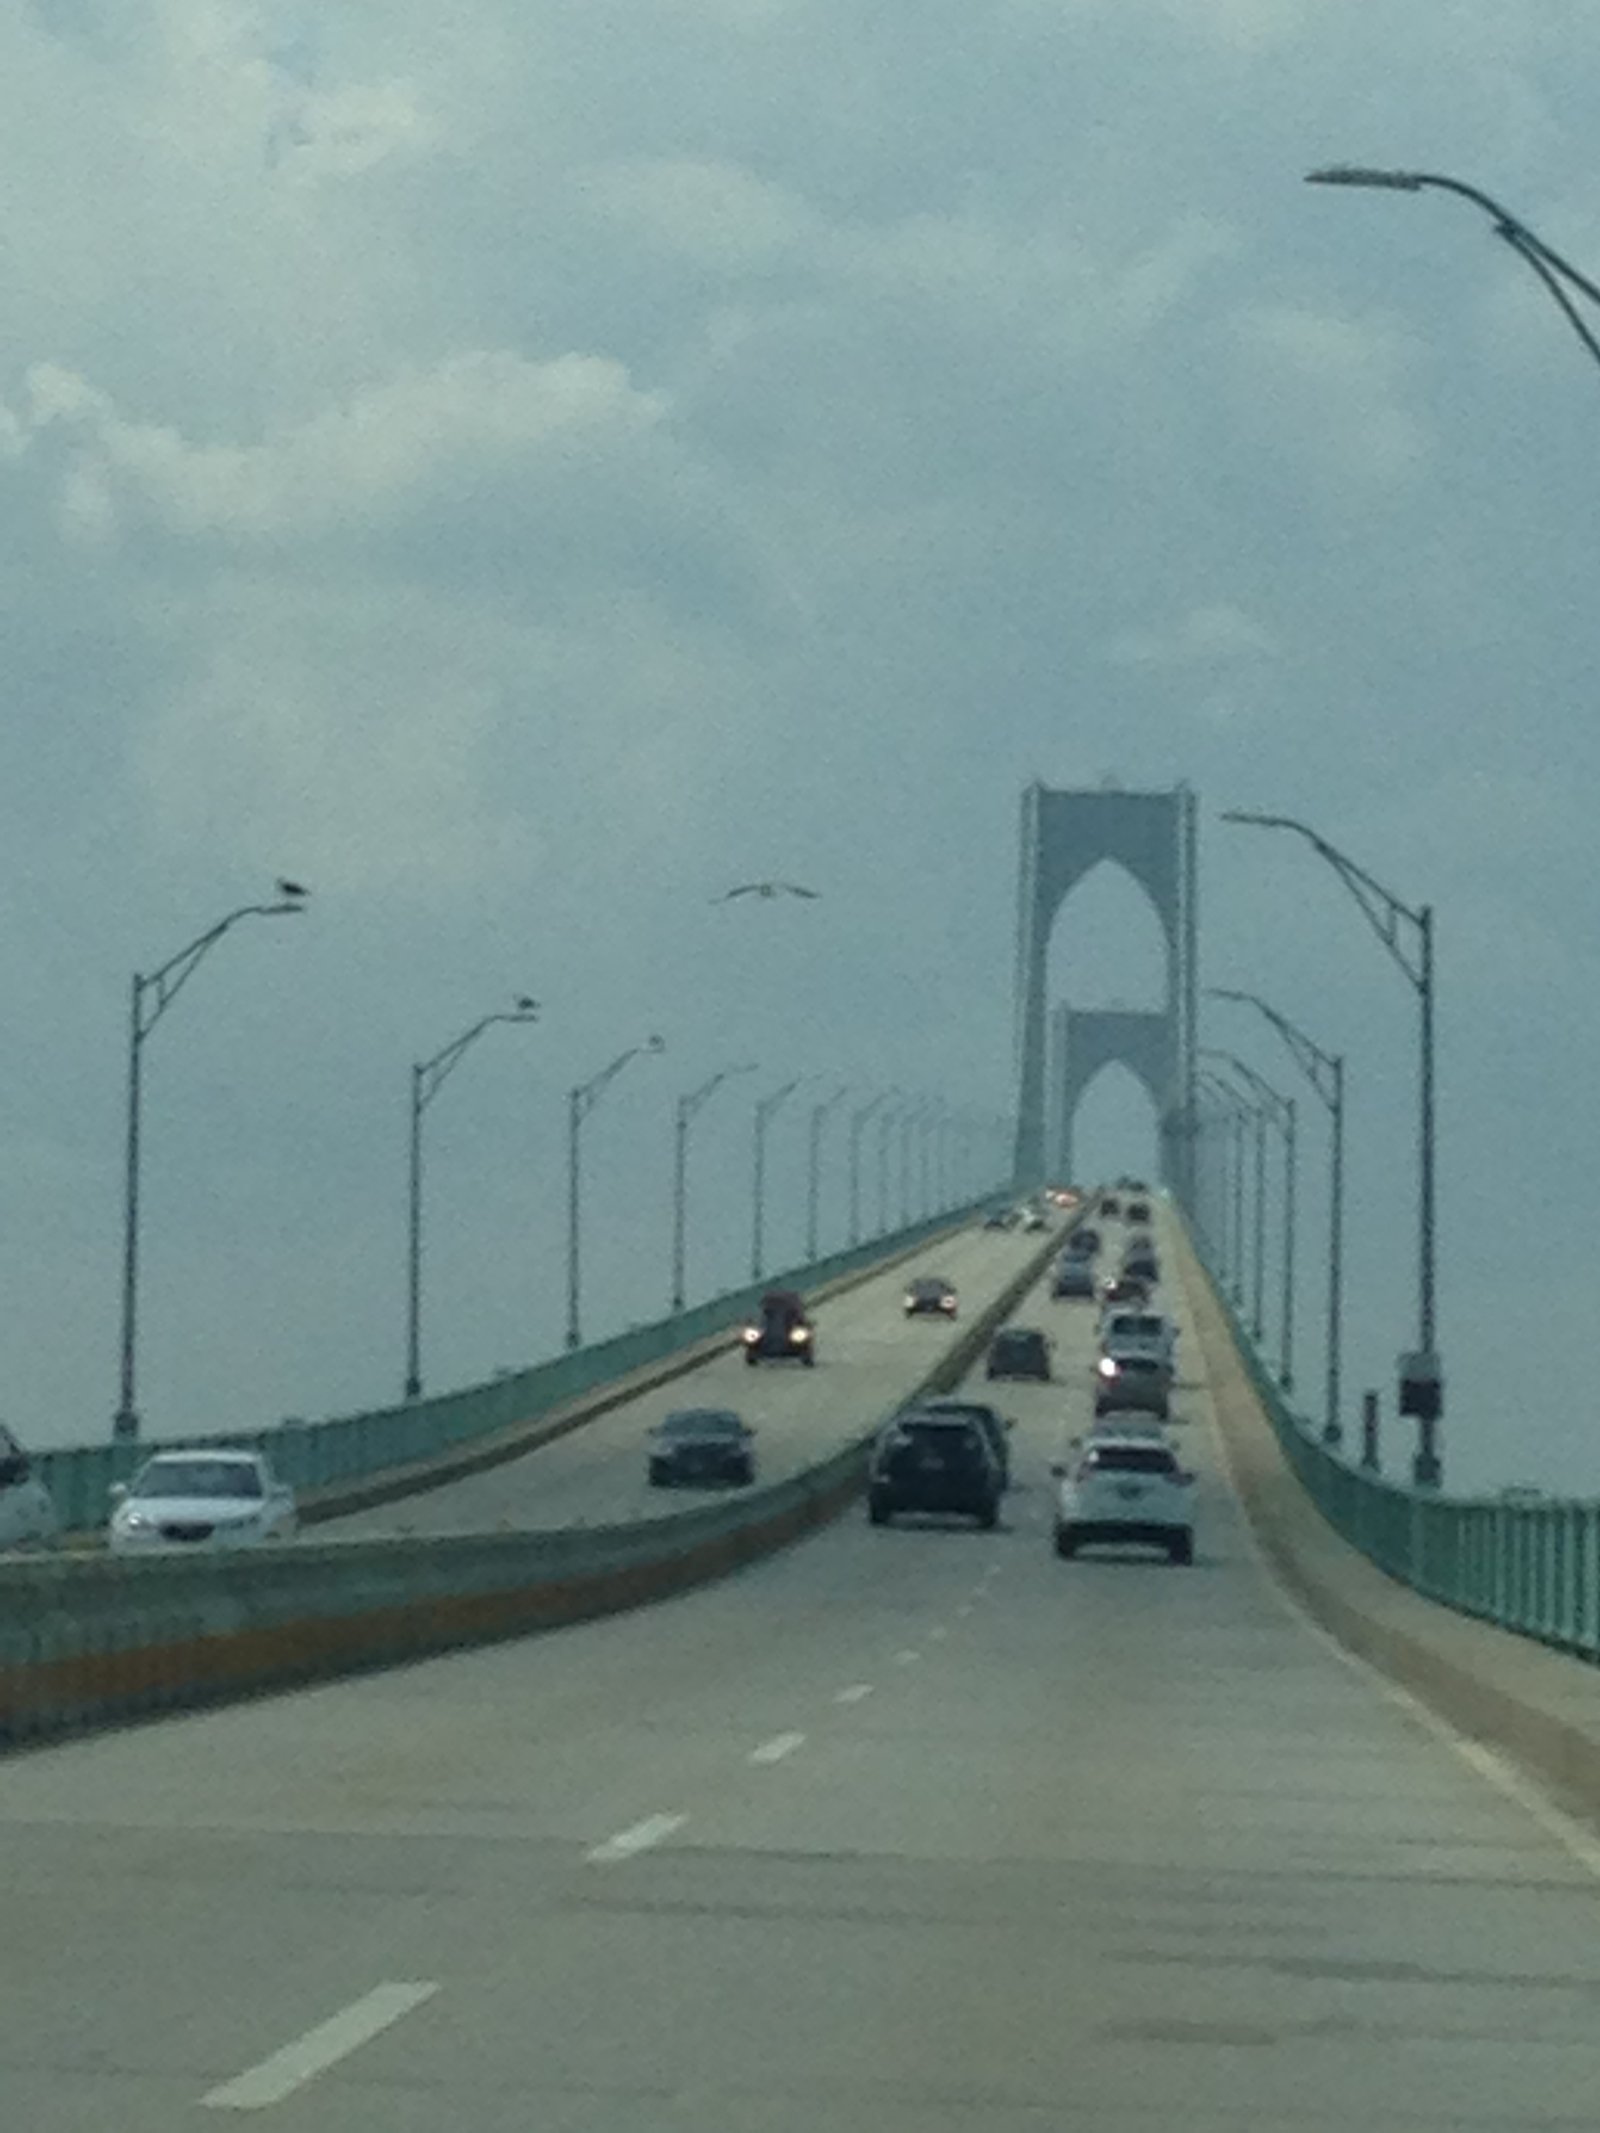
318;1224;1043;1538
5;1208;1600;2127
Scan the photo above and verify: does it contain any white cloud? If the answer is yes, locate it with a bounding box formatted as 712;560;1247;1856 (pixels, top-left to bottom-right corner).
1107;602;1279;668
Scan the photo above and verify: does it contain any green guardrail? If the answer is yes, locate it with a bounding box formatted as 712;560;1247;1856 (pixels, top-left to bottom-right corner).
1183;1209;1600;1664
34;1195;1006;1539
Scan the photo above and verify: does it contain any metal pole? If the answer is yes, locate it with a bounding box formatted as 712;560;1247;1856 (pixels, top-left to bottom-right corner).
1419;905;1436;1357
404;1066;424;1398
1327;1057;1345;1445
565;1087;583;1349
753;1102;769;1281
877;1104;896;1236
113;976;144;1440
1361;1388;1380;1472
670;1097;691;1312
1250;1098;1267;1340
1281;1096;1297;1395
1230;1106;1245;1306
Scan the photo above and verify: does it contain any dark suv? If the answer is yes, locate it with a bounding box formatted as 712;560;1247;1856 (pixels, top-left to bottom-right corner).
740;1289;816;1366
985;1326;1051;1382
913;1397;1013;1487
868;1414;1001;1528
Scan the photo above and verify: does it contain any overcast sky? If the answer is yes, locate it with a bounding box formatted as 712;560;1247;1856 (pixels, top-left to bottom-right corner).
5;1;1596;1492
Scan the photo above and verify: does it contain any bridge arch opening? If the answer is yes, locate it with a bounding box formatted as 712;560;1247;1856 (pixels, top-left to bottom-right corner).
1046;858;1172;1016
1069;1060;1160;1187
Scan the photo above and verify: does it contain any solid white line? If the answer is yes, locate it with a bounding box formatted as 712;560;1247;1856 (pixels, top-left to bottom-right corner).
585;1812;687;1864
749;1730;806;1765
201;1983;438;2111
834;1683;874;1705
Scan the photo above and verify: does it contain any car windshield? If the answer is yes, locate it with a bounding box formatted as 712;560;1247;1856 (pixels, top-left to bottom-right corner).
997;1333;1041;1355
1108;1316;1164;1340
1084;1445;1177;1475
899;1422;981;1451
132;1458;263;1500
659;1411;742;1437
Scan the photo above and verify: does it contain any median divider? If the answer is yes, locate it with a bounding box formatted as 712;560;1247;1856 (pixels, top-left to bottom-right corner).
0;1219;1069;1753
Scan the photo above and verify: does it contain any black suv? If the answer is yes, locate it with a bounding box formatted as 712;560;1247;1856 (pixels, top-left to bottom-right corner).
868;1414;1001;1528
985;1326;1051;1382
913;1397;1013;1487
740;1289;816;1366
646;1409;756;1487
1126;1199;1151;1225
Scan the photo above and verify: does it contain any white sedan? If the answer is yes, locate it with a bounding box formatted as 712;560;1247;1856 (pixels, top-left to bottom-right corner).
108;1450;297;1554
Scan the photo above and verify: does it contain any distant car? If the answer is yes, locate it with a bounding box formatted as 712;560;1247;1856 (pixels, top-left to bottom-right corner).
982;1209;1016;1231
868;1413;1001;1528
1100;1310;1178;1367
1098;1272;1150;1309
986;1326;1051;1382
0;1423;59;1552
647;1409;755;1487
1122;1246;1160;1284
741;1289;816;1366
1126;1199;1151;1224
1100;1196;1120;1218
1051;1261;1096;1300
904;1276;958;1319
107;1450;296;1553
1094;1350;1172;1420
914;1397;1013;1487
1018;1206;1047;1233
1065;1226;1100;1259
1053;1435;1194;1563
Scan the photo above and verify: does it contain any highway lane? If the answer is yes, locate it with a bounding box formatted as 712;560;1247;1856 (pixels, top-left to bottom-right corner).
5;1203;1600;2128
319;1223;1046;1539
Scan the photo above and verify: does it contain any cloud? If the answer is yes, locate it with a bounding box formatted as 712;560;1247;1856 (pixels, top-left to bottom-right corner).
1106;602;1280;669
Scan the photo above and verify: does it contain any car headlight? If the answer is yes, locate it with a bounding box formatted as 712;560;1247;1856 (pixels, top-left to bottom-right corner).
904;1294;917;1309
791;1326;812;1343
1097;1356;1119;1378
117;1509;157;1532
741;1326;760;1344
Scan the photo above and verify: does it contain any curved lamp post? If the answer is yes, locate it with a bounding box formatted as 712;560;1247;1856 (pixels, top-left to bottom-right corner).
114;885;308;1440
1306;166;1600;379
1211;988;1345;1445
1205;1048;1297;1393
847;1092;892;1245
567;1036;665;1349
752;1077;806;1281
405;998;540;1399
671;1062;755;1313
1223;809;1441;1484
805;1085;850;1261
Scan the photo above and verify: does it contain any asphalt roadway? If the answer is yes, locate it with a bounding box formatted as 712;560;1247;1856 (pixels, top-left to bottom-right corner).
5;1205;1600;2128
319;1224;1043;1538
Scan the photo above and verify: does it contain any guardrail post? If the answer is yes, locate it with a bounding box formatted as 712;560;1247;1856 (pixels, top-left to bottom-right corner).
1359;1389;1380;1473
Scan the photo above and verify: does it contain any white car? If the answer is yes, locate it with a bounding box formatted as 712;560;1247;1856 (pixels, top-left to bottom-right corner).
1052;1433;1194;1563
0;1423;60;1551
108;1450;297;1554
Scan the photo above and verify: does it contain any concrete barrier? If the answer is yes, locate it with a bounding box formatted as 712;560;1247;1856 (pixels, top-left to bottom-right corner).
0;1220;1067;1753
1175;1212;1600;1837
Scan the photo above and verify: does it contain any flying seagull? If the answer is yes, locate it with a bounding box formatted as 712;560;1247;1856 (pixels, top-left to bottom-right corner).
713;881;821;903
276;877;310;899
514;995;540;1013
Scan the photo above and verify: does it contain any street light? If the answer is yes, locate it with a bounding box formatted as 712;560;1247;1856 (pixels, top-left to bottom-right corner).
113;885;308;1440
405;998;540;1400
1205;1048;1297;1394
1211;988;1345;1445
567;1036;665;1349
1201;1051;1269;1343
670;1063;756;1313
805;1085;850;1260
1199;1072;1250;1308
876;1094;906;1237
752;1077;806;1280
1223;809;1441;1484
847;1092;893;1245
1306;166;1600;379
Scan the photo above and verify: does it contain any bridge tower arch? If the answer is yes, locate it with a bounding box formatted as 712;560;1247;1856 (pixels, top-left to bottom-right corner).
1012;783;1198;1198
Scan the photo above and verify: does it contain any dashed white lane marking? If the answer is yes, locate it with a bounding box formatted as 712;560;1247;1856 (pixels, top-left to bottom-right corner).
585;1813;687;1864
894;1648;921;1665
749;1731;806;1765
834;1683;874;1705
201;1983;439;2111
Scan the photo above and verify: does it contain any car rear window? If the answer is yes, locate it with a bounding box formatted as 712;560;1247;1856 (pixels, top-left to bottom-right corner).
1084;1445;1178;1475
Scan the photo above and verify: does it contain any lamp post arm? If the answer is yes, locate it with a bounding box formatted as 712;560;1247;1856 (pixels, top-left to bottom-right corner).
417;1009;539;1111
1494;223;1600;371
1221;813;1426;988
138;901;304;1039
1208;989;1340;1114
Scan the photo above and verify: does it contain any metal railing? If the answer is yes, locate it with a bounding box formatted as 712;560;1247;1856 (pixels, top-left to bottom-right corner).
34;1194;1005;1539
1185;1210;1600;1663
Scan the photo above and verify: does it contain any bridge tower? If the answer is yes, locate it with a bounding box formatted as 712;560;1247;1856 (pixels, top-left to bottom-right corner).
1012;782;1198;1200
